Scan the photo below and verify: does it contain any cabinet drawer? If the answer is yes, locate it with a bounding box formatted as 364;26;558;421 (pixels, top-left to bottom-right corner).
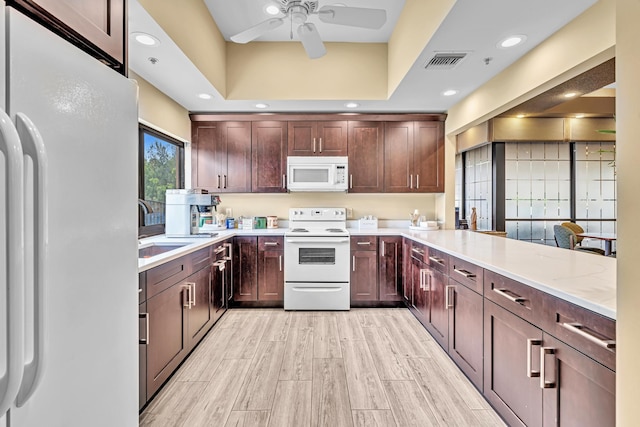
146;256;189;299
258;236;284;251
542;296;616;371
351;235;377;251
484;270;544;325
426;247;449;274
449;255;482;293
409;241;428;263
189;246;212;274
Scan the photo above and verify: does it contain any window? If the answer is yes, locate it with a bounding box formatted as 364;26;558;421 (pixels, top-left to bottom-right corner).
138;125;184;237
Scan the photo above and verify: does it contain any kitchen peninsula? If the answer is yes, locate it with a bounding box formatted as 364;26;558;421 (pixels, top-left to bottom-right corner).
139;227;616;425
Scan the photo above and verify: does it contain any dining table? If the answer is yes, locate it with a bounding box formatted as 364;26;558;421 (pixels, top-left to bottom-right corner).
577;232;617;256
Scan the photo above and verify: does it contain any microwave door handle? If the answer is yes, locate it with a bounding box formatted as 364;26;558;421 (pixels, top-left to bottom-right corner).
0;110;26;414
14;113;48;407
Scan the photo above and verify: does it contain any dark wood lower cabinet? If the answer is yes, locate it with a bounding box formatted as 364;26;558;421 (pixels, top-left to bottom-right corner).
541;334;615;427
402;239;411;304
351;250;378;301
425;268;448;349
379;236;403;301
484;299;543;427
448;280;483;390
185;267;213;348
146;282;189;399
138;301;147;410
233;236;258;301
411;257;428;323
258;237;284;301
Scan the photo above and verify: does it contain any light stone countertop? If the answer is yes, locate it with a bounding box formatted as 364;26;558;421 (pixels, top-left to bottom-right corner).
139;227;616;320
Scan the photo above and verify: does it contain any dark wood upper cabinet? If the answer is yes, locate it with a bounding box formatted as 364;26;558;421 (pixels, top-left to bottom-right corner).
348;121;384;193
384;121;444;193
9;0;126;73
191;122;251;193
288;121;347;156
252;121;287;193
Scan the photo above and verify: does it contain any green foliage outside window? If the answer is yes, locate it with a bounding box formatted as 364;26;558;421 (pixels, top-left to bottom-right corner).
144;133;178;203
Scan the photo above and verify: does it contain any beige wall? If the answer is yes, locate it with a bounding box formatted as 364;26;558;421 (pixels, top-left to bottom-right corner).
216;193;437;222
615;0;638;424
129;70;190;142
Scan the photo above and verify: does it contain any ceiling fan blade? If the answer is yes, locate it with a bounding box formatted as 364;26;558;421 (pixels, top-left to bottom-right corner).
297;23;326;59
230;18;284;43
318;6;387;29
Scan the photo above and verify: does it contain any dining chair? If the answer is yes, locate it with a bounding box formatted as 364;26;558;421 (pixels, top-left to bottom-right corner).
553;225;606;255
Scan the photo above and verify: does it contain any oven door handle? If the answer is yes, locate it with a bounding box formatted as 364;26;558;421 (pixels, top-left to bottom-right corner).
286;238;350;244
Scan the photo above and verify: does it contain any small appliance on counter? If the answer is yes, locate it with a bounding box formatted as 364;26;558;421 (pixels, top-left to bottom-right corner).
165;189;221;237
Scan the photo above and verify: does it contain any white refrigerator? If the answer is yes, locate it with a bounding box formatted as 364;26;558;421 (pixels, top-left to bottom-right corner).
0;5;139;427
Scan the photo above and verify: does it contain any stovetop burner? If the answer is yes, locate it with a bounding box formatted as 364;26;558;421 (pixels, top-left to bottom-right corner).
326;228;345;233
290;228;309;232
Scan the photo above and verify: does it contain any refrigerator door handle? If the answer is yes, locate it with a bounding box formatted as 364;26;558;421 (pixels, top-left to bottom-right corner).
14;113;48;407
0;110;26;414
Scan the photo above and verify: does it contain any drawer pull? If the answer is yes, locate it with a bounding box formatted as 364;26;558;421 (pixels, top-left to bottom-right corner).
411;247;425;255
453;267;476;278
356;241;371;246
264;241;279;246
526;339;542;378
493;288;526;304
428;256;445;266
561;322;616;349
540;347;557;389
214;246;227;254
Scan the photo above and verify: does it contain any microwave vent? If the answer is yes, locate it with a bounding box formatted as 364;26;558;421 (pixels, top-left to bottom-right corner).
424;52;467;70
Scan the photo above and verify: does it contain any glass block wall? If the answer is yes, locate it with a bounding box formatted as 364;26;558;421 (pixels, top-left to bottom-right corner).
574;141;617;251
464;145;492;231
504;142;571;245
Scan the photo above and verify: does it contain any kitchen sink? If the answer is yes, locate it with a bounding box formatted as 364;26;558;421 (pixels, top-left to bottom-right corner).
138;242;189;258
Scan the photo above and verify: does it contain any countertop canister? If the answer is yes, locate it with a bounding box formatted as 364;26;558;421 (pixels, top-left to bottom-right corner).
267;216;278;229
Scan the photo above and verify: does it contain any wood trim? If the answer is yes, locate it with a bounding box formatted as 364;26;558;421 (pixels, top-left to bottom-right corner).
190;113;447;122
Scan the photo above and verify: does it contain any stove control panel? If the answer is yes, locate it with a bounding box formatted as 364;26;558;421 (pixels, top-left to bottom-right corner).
289;207;346;221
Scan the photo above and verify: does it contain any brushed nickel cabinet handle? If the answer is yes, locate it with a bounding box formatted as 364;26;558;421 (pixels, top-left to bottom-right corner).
412;247;425;255
313;138;316;153
453;267;476;278
182;285;191;309
217;175;221;189
416;174;420;189
527;338;542;378
224;174;228;189
445;285;455;309
357;241;371;246
561;322;616;349
493;288;526;304
353;256;356;272
350;174;353;189
428;256;444;265
215;245;227;254
190;282;196;306
139;313;149;345
279;255;283;272
540;347;557;389
264;241;279;246
410;174;413;189
319;138;322;153
282;174;286;189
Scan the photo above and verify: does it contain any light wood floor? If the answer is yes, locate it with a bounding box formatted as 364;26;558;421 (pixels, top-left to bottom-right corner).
140;308;506;427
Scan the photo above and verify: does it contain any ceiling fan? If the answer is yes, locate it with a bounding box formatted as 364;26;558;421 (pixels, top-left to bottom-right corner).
230;1;387;59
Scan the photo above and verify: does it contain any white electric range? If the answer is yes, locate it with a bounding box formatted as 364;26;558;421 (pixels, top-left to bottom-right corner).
284;208;350;310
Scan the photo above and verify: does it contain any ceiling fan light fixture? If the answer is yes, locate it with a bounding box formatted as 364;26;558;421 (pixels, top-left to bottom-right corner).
264;4;281;15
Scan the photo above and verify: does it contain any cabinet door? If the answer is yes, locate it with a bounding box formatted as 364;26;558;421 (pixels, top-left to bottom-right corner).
425;268;448;350
233;237;258;301
139;301;147;409
316;121;347;156
413;121;444;192
219;122;252;192
384;122;413;192
411;258;428;324
448;281;484;390
185;266;213;349
258;248;284;301
192;122;222;191
252;121;287;193
402;239;412;304
351;250;378;301
379;236;402;301
146;283;189;398
348;121;384;193
288;121;317;156
211;262;225;323
541;334;615;427
11;0;125;69
484;300;543;427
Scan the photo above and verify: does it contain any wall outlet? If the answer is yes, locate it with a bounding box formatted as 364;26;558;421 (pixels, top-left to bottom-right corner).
346;207;353;219
225;208;233;217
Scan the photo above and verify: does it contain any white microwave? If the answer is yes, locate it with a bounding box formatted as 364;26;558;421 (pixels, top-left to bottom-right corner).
287;156;348;192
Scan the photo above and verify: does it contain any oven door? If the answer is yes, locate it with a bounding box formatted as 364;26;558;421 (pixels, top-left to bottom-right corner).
284;236;350;283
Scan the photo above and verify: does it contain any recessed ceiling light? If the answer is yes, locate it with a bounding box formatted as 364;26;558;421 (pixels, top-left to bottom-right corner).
564;92;578;98
256;103;269;109
516;114;526;118
443;89;458;96
198;93;213;100
345;102;359;108
575;114;585;119
498;35;526;48
132;32;160;47
265;4;280;15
